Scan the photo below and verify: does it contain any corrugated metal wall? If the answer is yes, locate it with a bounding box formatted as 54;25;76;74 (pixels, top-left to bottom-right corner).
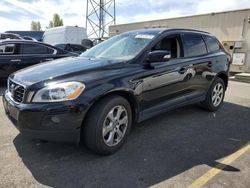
110;9;250;41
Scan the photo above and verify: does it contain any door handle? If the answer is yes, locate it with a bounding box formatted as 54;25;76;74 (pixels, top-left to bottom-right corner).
178;67;187;74
10;59;21;62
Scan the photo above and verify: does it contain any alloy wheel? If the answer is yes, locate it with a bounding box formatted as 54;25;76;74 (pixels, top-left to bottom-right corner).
212;83;224;107
102;105;128;147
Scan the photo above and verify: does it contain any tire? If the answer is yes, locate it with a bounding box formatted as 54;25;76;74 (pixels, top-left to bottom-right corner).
82;95;132;155
200;77;225;112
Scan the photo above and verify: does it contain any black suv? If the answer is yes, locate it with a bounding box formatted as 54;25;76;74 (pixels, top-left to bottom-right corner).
3;29;231;155
0;40;76;80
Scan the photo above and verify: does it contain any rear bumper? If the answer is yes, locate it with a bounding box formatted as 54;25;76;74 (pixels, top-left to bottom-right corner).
3;91;88;143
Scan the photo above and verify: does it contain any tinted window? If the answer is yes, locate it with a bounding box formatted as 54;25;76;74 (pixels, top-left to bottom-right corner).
47;47;54;54
55;44;65;49
71;45;86;52
0;44;15;54
182;34;207;57
22;44;54;54
204;35;220;52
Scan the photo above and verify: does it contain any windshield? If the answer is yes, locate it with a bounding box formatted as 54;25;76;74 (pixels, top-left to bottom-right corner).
81;33;155;61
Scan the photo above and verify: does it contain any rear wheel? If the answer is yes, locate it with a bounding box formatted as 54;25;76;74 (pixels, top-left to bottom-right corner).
82;95;132;155
200;77;225;111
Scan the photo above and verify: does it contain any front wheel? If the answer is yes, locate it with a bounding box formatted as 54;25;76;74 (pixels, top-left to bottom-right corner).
82;95;132;155
200;77;225;111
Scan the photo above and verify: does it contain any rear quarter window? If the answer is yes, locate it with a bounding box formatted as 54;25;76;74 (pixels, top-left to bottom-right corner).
204;35;220;53
0;44;14;54
0;44;19;55
182;34;207;57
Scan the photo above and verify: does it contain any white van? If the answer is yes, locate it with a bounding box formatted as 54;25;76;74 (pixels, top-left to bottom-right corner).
43;26;87;45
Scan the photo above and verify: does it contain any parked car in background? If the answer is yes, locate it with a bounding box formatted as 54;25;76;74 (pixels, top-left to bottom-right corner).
22;36;37;41
0;33;22;40
5;31;44;41
81;39;94;49
3;28;231;155
43;26;87;45
0;40;76;80
55;43;87;55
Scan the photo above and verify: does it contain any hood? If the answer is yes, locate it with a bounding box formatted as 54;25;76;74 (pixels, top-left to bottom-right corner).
11;56;123;86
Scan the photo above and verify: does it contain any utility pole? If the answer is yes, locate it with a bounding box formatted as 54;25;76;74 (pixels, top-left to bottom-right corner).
86;0;116;39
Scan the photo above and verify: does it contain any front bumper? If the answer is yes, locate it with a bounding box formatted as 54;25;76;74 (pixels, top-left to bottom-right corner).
3;91;88;143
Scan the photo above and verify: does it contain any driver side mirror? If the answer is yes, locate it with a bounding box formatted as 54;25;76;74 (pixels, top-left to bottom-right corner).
146;50;171;63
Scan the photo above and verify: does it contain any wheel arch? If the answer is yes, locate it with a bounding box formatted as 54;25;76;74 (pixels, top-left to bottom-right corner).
101;90;140;124
80;89;140;142
217;72;228;89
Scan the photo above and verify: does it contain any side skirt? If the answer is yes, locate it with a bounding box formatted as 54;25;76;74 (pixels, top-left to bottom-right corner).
138;94;206;123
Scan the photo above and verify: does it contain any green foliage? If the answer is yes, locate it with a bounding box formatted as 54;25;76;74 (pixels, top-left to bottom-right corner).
30;21;41;31
48;21;54;29
47;13;64;28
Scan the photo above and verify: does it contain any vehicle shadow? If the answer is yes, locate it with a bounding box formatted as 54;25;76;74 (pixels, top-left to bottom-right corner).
13;102;250;188
0;80;7;96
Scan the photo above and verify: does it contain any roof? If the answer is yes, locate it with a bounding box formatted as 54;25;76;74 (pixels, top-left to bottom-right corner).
5;31;44;41
0;39;57;48
44;26;86;32
122;28;211;36
0;39;42;44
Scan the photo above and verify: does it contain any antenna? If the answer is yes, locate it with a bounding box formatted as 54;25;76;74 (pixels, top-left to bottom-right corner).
86;0;116;39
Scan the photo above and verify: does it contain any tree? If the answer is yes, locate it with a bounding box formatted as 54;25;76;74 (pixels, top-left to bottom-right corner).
48;21;54;29
47;13;63;28
37;22;41;31
30;21;42;31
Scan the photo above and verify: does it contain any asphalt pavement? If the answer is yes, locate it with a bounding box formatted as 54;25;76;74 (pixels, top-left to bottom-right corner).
0;80;249;188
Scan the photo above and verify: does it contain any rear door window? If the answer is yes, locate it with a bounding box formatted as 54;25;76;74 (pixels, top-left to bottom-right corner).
182;34;207;57
204;35;220;53
22;44;54;54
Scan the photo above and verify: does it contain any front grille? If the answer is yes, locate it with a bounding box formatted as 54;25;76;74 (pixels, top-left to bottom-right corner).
8;79;26;103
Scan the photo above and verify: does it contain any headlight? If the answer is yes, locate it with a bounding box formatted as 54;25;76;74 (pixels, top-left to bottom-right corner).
32;81;85;102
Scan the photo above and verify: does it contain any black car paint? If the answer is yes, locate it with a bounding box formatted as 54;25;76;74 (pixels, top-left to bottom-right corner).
3;28;230;142
0;40;76;80
55;43;87;55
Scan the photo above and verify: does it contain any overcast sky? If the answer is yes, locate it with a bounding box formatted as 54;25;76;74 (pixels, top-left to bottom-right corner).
1;0;250;32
